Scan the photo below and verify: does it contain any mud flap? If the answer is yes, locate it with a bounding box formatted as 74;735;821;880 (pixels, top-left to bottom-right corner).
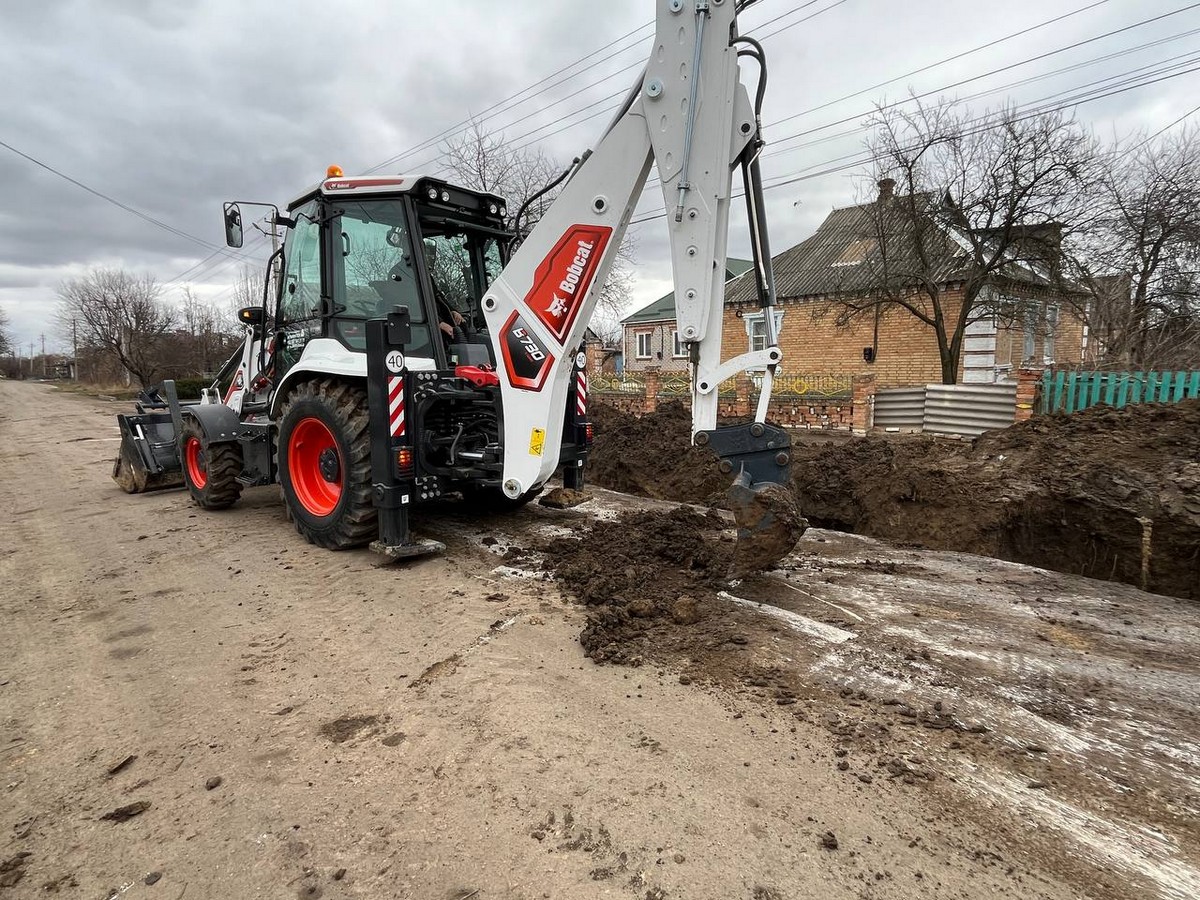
699;422;807;576
112;407;184;494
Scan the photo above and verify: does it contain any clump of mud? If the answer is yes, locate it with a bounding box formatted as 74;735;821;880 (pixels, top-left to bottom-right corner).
542;506;734;664
588;399;1200;599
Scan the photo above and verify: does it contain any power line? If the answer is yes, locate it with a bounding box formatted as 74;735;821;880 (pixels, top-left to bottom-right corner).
386;0;845;176
363;18;656;174
766;0;1114;131
1118;100;1200;158
631;21;1200;199
755;30;1200;170
0;138;253;261
626;57;1200;226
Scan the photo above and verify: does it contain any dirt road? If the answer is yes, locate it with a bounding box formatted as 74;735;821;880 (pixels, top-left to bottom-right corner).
1;381;1197;899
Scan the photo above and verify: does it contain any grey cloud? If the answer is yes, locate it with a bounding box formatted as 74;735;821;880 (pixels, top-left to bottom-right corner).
1;0;1193;351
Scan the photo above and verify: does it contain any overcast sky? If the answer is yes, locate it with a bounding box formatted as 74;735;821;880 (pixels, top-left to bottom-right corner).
2;0;1197;355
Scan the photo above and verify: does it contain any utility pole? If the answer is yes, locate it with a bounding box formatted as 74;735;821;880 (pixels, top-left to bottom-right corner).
72;320;79;380
28;341;34;377
40;333;46;376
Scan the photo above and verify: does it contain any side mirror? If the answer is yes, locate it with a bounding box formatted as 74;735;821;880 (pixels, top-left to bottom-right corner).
238;306;265;327
223;202;244;249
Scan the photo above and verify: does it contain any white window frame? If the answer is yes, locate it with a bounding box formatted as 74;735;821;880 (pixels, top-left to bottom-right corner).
635;331;653;359
742;310;785;354
1022;304;1038;363
1043;304;1059;365
671;329;687;358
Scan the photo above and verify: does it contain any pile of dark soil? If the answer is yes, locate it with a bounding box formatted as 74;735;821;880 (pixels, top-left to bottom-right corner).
587;399;1200;599
542;506;735;664
587;401;728;503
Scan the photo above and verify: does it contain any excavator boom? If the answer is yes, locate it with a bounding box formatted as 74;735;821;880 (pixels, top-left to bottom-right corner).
482;0;805;572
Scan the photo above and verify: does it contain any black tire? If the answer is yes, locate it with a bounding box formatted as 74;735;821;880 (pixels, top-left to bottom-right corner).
277;379;376;549
459;483;543;513
180;416;243;509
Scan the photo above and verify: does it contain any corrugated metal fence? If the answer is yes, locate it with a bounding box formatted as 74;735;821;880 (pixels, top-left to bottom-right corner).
875;383;1018;438
873;387;925;431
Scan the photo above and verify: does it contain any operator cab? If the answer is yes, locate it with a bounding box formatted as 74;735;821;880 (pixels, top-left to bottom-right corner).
244;168;510;380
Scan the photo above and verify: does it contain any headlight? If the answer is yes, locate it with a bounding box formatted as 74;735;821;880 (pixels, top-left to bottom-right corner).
440;190;450;202
488;203;498;215
426;186;438;200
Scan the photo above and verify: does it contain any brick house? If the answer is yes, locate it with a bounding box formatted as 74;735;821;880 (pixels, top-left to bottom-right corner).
722;182;1089;386
624;258;752;372
583;327;622;374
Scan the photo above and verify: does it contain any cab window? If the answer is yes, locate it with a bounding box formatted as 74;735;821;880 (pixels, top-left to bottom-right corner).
329;198;434;359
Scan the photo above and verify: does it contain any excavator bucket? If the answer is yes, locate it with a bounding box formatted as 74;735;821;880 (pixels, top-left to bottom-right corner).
111;393;185;493
727;470;807;578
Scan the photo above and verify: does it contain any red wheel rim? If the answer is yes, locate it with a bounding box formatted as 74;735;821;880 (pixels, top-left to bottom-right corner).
288;416;342;517
184;436;207;489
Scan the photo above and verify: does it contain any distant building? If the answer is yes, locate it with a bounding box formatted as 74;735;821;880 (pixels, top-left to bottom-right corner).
583;327;622;374
622;258;753;372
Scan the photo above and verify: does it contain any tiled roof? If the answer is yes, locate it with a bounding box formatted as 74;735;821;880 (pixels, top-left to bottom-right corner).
623;258;754;324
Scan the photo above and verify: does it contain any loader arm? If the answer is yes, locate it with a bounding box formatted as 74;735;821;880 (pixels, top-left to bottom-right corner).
481;0;803;571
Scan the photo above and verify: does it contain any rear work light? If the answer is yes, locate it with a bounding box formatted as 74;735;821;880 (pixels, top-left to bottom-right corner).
395;447;415;477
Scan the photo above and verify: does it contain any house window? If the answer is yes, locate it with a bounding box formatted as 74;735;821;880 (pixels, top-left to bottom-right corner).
671;330;686;358
1022;305;1038;362
749;318;767;352
636;332;652;359
1043;304;1059;364
743;310;785;354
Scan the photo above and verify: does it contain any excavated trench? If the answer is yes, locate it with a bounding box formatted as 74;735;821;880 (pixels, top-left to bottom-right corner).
583;399;1200;600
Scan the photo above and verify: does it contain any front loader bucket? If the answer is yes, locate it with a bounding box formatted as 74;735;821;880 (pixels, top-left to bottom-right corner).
727;470;807;578
112;409;184;493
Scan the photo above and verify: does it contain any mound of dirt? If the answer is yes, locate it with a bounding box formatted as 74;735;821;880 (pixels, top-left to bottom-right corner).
542;506;734;664
587;399;1200;599
588;401;728;503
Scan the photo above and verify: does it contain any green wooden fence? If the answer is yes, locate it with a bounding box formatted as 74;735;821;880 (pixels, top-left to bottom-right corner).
1040;370;1200;414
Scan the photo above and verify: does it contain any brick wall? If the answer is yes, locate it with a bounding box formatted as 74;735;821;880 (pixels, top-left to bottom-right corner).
721;291;961;386
623;321;689;373
722;285;1090;387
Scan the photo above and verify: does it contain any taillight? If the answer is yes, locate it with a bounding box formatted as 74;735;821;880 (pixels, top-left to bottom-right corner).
584;422;594;445
396;447;414;477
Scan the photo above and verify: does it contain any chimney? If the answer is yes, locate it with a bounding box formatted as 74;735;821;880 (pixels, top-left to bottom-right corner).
877;177;896;201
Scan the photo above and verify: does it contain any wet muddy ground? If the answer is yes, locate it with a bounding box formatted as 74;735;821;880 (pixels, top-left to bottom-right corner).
2;381;1197;899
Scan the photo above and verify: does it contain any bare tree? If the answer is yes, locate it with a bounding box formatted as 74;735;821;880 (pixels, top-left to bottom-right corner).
57;268;177;387
834;99;1099;383
0;306;12;358
440;120;636;322
230;264;266;316
1070;126;1200;368
177;285;241;376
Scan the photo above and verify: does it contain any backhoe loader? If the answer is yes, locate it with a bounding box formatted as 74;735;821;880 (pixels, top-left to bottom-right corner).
114;0;805;572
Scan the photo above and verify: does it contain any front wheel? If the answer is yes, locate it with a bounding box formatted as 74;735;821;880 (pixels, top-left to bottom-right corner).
179;417;243;509
277;379;376;549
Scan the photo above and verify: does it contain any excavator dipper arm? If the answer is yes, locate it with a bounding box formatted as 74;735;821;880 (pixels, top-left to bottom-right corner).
481;0;805;572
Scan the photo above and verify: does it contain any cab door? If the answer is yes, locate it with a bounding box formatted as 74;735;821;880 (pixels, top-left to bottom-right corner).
275;199;323;381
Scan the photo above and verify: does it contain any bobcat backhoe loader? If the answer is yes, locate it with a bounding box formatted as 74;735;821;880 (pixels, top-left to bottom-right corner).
113;0;805;572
